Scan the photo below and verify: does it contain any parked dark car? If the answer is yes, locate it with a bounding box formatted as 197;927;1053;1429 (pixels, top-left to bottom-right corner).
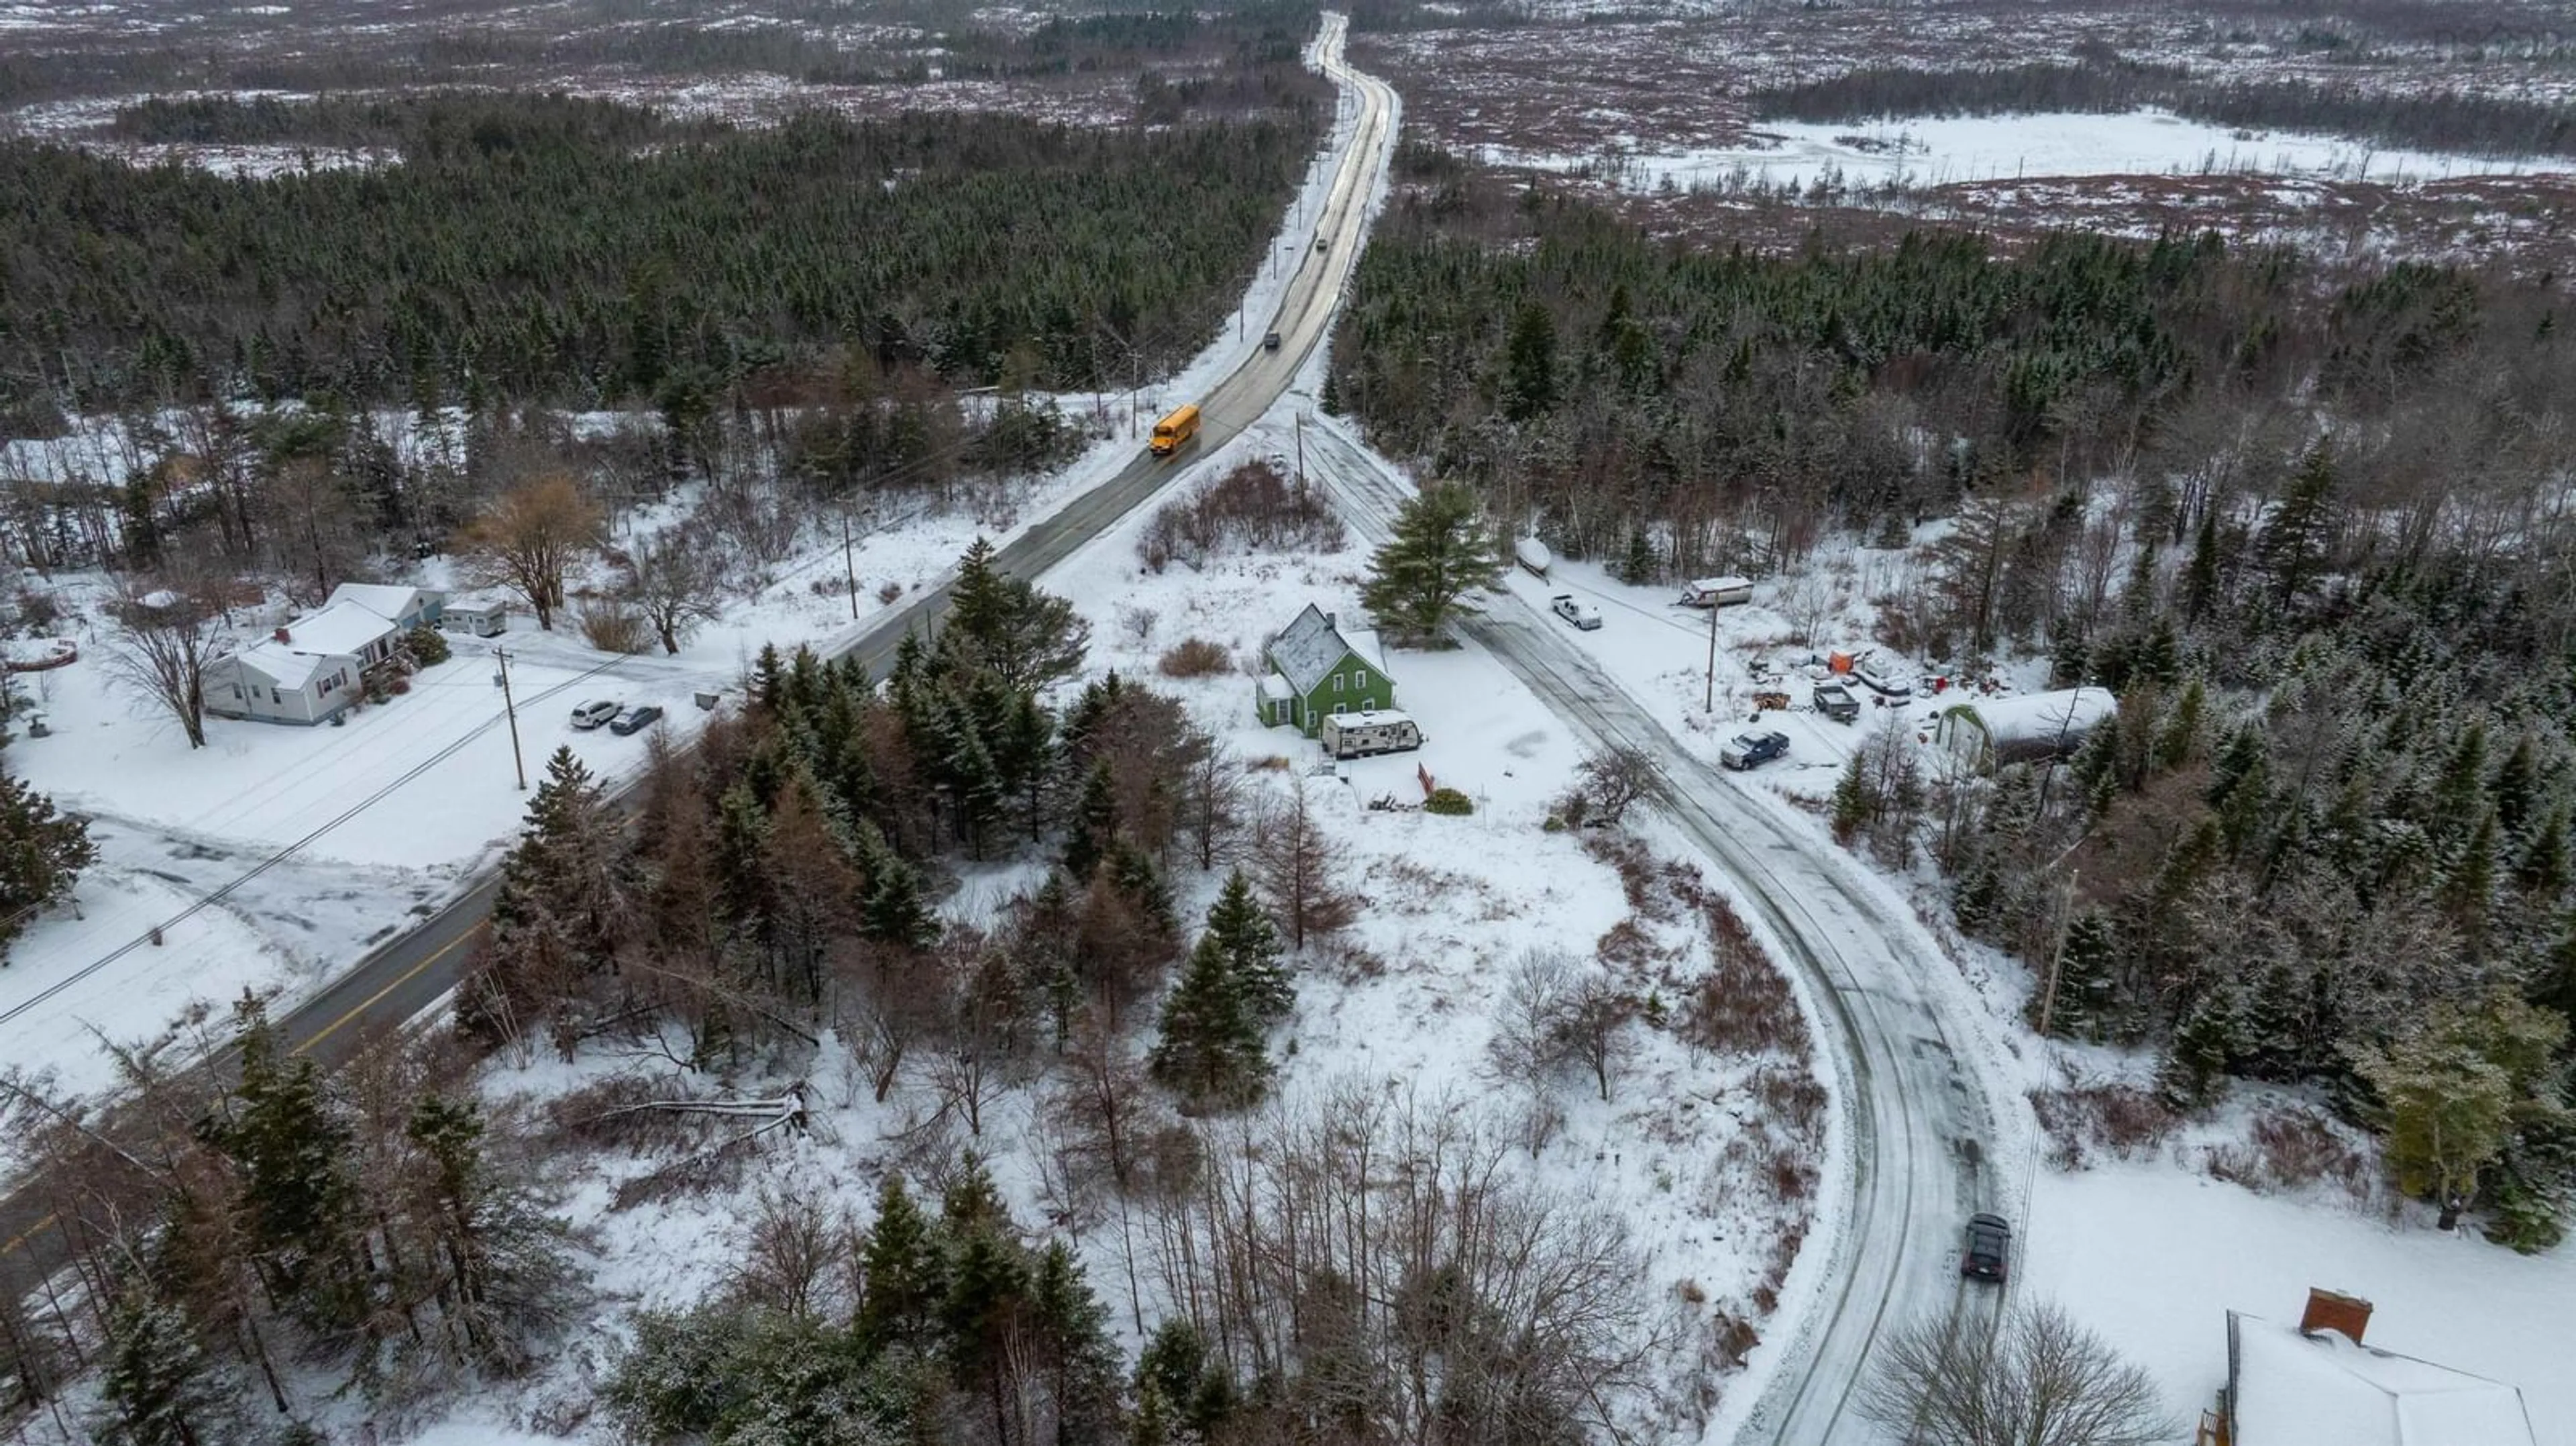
608;705;664;736
1719;729;1790;772
1962;1212;2011;1282
570;699;619;731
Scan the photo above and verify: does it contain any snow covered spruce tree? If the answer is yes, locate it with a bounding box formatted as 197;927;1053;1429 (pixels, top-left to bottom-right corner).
1150;871;1295;1109
458;745;634;1051
90;1286;232;1446
0;771;95;957
1358;481;1506;643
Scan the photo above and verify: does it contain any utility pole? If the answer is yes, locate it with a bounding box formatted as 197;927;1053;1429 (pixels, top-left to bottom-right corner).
841;509;860;621
1295;413;1306;500
2037;868;2080;1039
494;646;527;790
1703;596;1719;714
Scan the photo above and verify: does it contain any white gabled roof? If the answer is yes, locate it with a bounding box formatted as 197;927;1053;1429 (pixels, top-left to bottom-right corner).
2233;1314;2537;1446
227;638;353;692
278;599;398;658
326;582;436;620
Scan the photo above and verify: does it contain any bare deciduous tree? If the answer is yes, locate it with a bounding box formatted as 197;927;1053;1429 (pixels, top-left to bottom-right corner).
102;577;231;750
622;525;723;654
1485;949;1574;1155
729;1183;855;1323
1861;1300;2174;1446
458;474;601;631
1573;745;1657;827
1558;971;1636;1102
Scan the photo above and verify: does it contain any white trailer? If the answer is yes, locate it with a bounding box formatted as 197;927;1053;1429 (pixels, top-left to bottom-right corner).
1319;709;1425;760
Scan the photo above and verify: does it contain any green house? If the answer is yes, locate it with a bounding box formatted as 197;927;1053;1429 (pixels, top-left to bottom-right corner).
1256;603;1395;735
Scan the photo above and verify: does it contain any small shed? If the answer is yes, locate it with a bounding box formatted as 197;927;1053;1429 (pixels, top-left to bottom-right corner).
1932;686;2113;771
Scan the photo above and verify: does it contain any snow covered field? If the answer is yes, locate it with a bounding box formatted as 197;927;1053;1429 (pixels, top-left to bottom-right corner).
423;403;1829;1443
2029;1159;2576;1442
1495;109;2568;197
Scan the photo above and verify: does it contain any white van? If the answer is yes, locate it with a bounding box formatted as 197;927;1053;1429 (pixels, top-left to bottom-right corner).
1319;709;1425;760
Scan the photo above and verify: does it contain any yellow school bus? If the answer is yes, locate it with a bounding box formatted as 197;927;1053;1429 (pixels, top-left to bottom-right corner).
1149;403;1201;458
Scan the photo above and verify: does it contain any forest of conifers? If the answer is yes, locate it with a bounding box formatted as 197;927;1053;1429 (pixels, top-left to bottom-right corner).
1332;154;2576;1246
0;94;1315;417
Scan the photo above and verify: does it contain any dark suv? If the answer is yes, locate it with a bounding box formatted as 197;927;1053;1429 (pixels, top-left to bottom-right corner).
1962;1212;2011;1283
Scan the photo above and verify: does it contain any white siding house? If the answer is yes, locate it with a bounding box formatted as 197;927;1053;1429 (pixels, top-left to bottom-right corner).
325;582;444;633
205;640;363;725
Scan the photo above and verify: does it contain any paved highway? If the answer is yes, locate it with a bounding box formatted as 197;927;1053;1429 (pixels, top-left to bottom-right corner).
0;13;1394;1275
1303;423;2005;1444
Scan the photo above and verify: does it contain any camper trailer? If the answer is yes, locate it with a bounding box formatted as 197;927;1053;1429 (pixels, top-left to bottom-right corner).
1318;709;1424;760
1678;576;1755;608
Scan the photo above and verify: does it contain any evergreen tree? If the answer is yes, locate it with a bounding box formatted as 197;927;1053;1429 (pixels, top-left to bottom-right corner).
207;996;365;1333
2040;911;2121;1041
2518;811;2569;897
2255;442;2338;612
2491;733;2541;839
855;1176;947;1353
91;1288;227;1446
1202;869;1291;1025
1149;932;1272;1108
1501;300;1557;421
2158;991;2239;1107
1829;751;1871;843
855;822;939;949
1617;526;1656;586
2182;500;2224;624
1028;1241;1122;1446
1358;481;1507;643
0;772;96;954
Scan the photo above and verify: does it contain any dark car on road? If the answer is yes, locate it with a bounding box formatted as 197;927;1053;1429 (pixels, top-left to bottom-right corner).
1962;1212;2011;1282
1263;330;1283;352
608;705;664;736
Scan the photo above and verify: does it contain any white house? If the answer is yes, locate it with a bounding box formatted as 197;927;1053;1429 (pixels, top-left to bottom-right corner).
205;639;363;725
2214;1293;2538;1446
325;582;444;633
203;588;430;726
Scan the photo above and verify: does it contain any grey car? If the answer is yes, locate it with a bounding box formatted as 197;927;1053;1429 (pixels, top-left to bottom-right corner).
608;705;664;736
1962;1212;2010;1282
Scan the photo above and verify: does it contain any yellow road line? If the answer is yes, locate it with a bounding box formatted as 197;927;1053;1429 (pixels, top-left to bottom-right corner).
290;923;485;1057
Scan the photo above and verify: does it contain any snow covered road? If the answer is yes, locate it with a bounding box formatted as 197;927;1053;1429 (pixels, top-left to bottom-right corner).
1305;419;2012;1445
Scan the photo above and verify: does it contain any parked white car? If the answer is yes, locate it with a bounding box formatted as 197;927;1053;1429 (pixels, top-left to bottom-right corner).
1550;594;1603;631
570;699;620;730
1854;660;1915;699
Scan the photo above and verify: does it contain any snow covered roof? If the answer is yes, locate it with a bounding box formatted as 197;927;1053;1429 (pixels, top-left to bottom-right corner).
2231;1314;2537;1446
1258;674;1292;701
325;582;437;619
276;599;398;657
1268;603;1387;694
1688;576;1754;592
227;638;352;691
1327;708;1413;727
1941;686;2114;747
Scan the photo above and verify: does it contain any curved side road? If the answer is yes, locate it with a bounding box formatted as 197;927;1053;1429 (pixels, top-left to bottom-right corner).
0;13;1395;1278
1306;423;2004;1445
